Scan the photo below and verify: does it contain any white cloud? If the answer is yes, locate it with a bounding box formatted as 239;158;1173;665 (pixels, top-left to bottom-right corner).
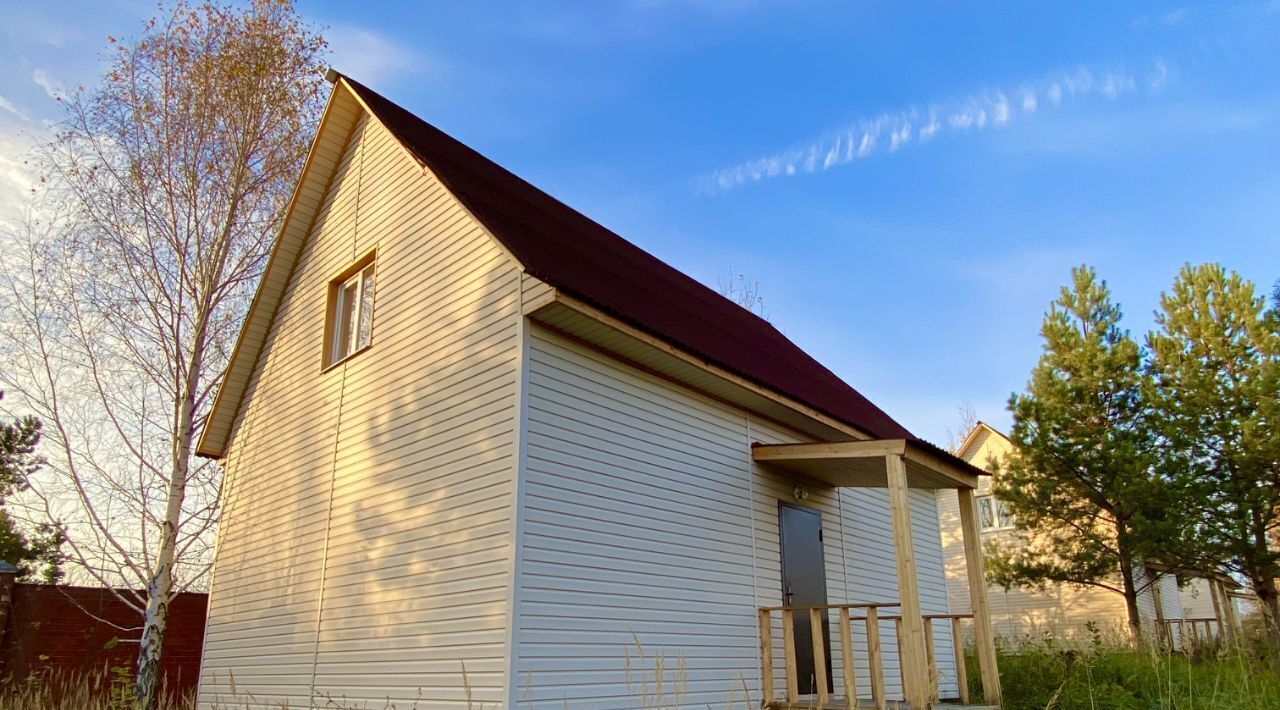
992;92;1011;125
1149;57;1170;93
918;113;941;142
0;124;42;236
32;69;66;101
698;59;1172;193
0;97;30;122
857;131;875;157
1021;88;1038;113
326;25;425;87
889;123;912;151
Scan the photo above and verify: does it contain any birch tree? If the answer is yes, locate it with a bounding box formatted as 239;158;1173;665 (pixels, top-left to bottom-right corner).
0;2;326;706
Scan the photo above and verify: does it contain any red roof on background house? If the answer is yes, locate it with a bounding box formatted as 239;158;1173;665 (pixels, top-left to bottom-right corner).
342;76;917;442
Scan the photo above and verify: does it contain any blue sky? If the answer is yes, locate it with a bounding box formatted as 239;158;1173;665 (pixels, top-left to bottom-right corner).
2;1;1278;444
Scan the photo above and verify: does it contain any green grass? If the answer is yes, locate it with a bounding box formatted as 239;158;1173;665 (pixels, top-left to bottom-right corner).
969;634;1280;710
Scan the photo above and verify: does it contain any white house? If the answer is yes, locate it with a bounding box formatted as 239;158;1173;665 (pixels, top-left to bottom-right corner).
194;72;1001;710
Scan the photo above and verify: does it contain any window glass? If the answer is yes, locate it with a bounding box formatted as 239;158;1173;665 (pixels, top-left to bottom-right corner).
996;499;1015;529
978;497;996;530
336;279;359;360
356;266;375;350
330;262;375;365
977;495;1015;531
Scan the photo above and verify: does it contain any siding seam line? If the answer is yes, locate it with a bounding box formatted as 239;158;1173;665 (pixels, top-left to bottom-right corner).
308;120;363;704
745;417;762;698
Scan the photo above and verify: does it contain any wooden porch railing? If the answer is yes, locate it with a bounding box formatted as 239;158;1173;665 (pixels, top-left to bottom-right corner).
758;602;986;709
1159;617;1229;649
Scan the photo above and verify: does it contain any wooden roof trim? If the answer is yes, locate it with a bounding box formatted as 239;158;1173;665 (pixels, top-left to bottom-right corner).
751;439;984;489
531;290;874;443
195;83;360;458
902;442;982;489
752;440;907;461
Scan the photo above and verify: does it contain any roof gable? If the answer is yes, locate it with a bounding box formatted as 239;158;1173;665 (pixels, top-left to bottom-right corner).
956;421;1012;469
340;76;915;443
196;84;368;458
200;74;924;458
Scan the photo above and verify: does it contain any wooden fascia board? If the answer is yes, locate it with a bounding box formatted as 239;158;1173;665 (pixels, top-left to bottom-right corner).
536;292;872;442
751;440;980;489
752;440;908;462
903;442;980;489
195;83;354;459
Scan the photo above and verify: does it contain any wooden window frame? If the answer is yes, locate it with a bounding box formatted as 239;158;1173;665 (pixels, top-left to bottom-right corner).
322;250;377;371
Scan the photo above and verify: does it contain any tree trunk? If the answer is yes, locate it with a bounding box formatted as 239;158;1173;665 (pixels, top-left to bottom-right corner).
135;460;187;708
135;463;185;709
1115;532;1144;646
135;345;202;709
1254;576;1280;647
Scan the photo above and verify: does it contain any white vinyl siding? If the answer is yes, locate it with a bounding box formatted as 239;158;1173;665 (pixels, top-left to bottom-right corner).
513;327;956;707
198;110;521;709
1179;578;1228;621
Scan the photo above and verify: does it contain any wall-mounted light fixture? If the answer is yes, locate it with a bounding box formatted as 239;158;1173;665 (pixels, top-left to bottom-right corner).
793;485;809;502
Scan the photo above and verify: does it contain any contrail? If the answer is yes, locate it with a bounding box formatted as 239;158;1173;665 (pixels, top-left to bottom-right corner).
699;58;1171;194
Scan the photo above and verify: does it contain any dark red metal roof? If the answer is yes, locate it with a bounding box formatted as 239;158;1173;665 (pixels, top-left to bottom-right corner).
344;76;917;442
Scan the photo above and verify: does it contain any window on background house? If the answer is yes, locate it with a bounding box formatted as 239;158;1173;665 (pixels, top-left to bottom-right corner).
976;494;1015;532
326;257;376;367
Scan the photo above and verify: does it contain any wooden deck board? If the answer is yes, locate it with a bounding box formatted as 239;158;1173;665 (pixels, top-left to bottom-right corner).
767;698;996;710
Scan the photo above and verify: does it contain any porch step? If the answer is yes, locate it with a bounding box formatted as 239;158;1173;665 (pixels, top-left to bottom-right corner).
767;700;997;710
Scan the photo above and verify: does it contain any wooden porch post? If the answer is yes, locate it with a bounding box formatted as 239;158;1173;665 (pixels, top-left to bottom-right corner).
1208;579;1226;640
886;454;930;709
1217;580;1240;644
958;487;1002;705
1150;572;1168;650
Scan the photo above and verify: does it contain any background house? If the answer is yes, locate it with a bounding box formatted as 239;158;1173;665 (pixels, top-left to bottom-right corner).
937;423;1187;641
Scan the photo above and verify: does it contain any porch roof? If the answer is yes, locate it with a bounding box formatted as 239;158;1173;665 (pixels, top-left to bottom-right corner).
751;439;987;489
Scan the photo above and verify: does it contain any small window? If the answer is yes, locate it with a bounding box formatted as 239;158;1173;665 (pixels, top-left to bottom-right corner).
977;495;1015;532
326;259;375;367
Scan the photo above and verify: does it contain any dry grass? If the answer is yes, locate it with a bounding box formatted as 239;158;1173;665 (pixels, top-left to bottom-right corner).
20;633;1277;710
0;649;751;710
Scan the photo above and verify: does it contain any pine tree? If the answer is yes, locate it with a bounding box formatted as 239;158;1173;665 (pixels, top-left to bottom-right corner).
988;266;1166;640
0;393;64;582
1147;264;1280;643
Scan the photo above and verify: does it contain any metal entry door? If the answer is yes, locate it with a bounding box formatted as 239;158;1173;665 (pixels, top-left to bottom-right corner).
778;502;833;694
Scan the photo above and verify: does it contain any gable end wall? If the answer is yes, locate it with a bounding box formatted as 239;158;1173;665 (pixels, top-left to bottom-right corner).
197;111;522;709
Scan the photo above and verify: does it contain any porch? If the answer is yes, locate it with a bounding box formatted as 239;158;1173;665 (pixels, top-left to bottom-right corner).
752;439;1002;709
757;603;997;709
